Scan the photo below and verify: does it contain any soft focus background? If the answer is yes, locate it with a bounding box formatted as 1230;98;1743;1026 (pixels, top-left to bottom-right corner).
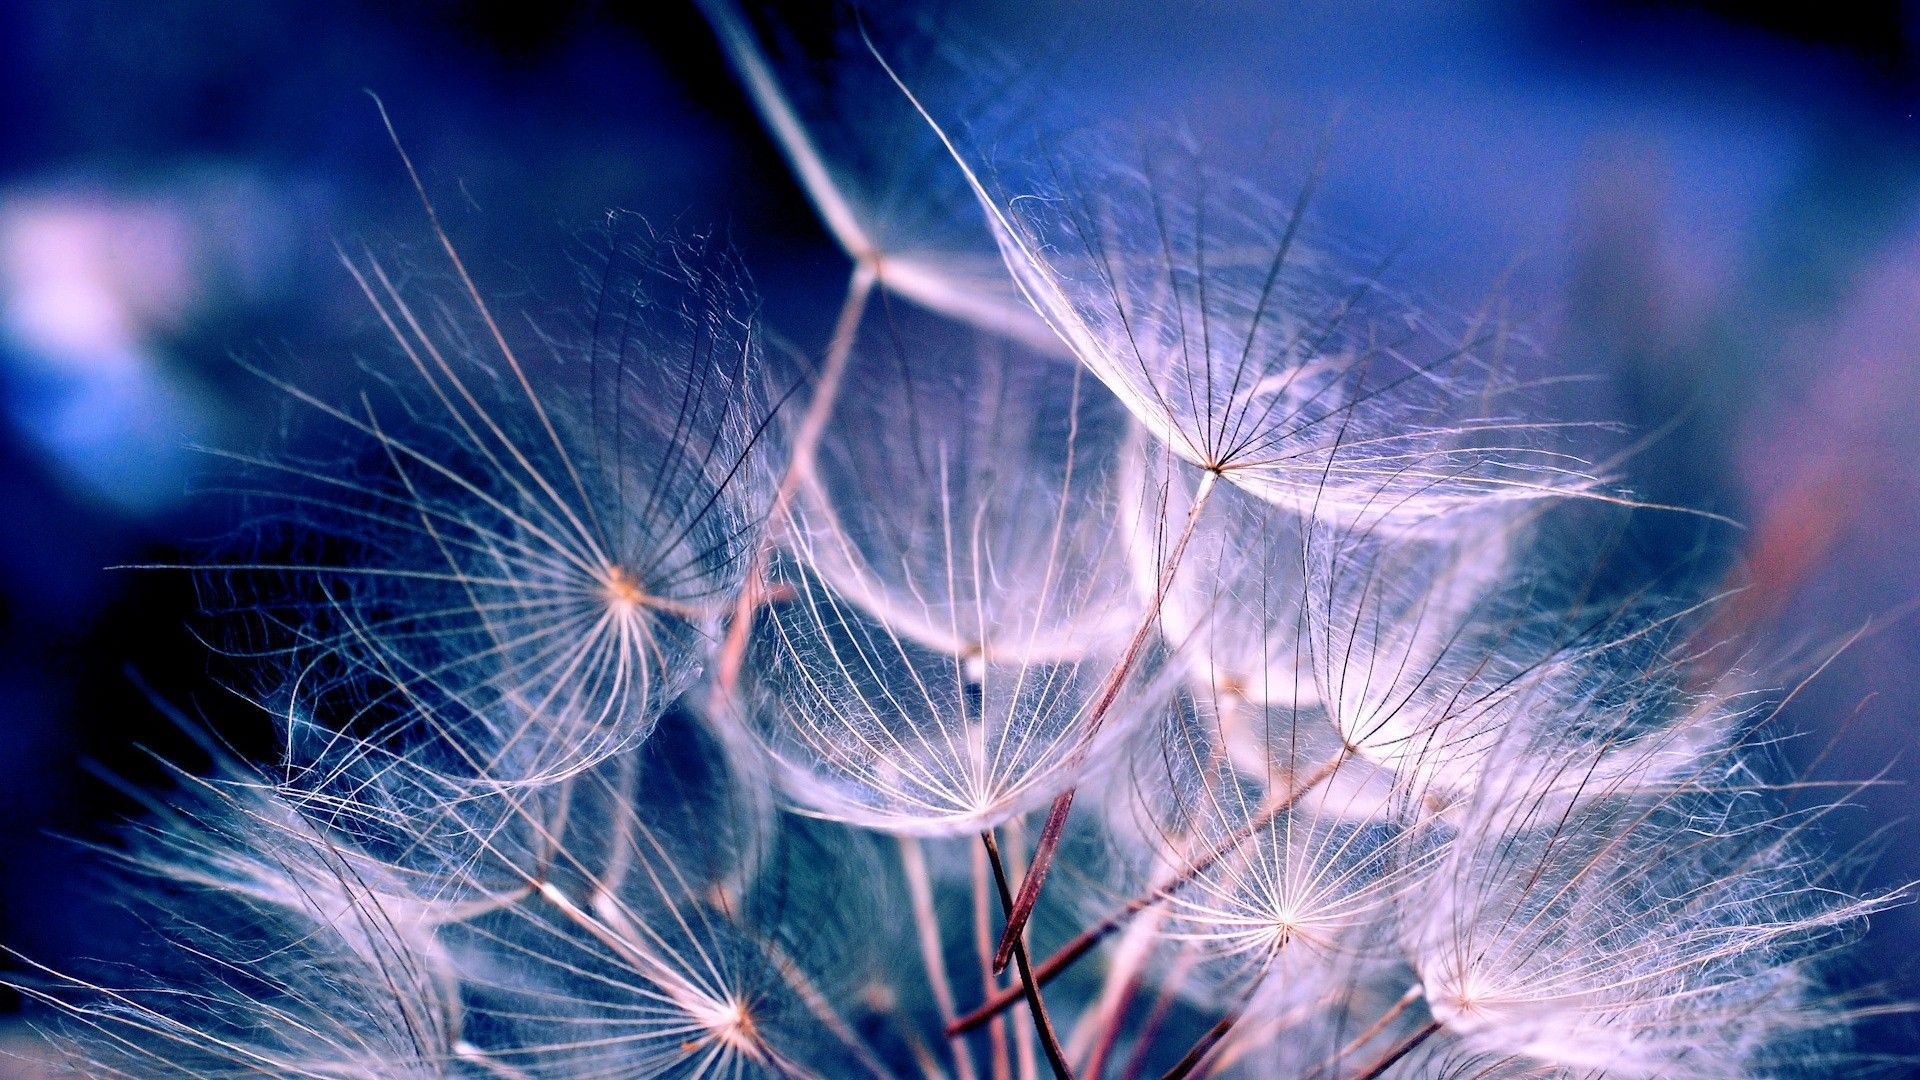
1;0;1917;1063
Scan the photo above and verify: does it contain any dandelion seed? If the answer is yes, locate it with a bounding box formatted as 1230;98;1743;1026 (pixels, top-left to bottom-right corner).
792;308;1140;668
1402;705;1892;1077
204;216;784;791
739;317;1161;838
876;58;1596;524
12;770;460;1079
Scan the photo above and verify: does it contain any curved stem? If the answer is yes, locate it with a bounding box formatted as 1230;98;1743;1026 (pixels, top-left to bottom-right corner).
1347;1020;1441;1080
1299;984;1423;1080
992;470;1222;972
982;830;1075;1080
953;751;1340;1034
973;842;1014;1080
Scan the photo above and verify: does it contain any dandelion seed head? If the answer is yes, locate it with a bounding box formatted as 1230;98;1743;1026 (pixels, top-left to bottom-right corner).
13;28;1907;1080
740;320;1167;837
931;124;1601;524
201;224;784;794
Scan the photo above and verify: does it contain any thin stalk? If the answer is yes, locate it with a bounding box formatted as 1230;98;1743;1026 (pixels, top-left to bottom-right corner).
993;470;1221;972
973;841;1013;1080
713;260;876;703
695;0;873;259
1117;947;1201;1080
1080;973;1140;1080
1347;1020;1441;1080
1068;905;1162;1075
901;837;981;1080
954;751;1340;1034
1299;985;1423;1080
982;830;1076;1080
1004;819;1039;1080
1157;1011;1237;1080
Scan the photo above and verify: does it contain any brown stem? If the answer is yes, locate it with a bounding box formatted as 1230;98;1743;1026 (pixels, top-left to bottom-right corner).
1298;985;1423;1080
1347;1020;1441;1080
992;470;1222;972
993;787;1076;974
971;841;1013;1080
1152;941;1283;1080
901;838;981;1080
1080;969;1140;1080
981;831;1075;1080
1117;950;1198;1080
1157;1011;1237;1080
953;752;1341;1035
